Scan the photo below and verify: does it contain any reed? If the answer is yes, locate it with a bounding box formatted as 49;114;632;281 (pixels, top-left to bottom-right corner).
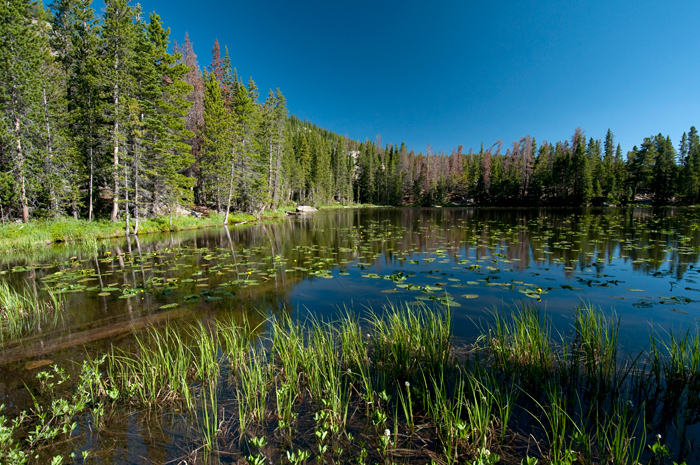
489;305;556;382
0;281;63;342
11;302;700;464
370;304;453;382
236;346;271;433
571;303;621;393
107;324;196;409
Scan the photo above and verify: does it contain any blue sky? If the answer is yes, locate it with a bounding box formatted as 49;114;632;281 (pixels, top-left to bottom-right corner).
128;0;699;155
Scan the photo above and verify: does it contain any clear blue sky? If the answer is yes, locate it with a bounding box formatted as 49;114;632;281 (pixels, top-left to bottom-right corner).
128;0;699;155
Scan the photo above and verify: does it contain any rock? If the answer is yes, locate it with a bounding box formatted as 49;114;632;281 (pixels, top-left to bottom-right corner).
296;205;318;213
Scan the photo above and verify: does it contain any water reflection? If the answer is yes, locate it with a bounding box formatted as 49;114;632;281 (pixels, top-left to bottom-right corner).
1;206;699;364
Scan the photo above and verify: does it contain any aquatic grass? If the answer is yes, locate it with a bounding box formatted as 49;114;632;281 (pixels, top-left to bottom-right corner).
304;318;350;429
423;370;467;464
0;281;63;343
217;317;249;375
370;303;453;382
191;322;220;381
644;327;700;432
529;382;585;465
237;346;271;434
464;375;499;458
337;312;375;413
489;305;557;382
596;399;646;465
274;379;298;445
197;378;220;460
571;303;622;393
15;300;700;464
270;313;306;390
107;324;197;409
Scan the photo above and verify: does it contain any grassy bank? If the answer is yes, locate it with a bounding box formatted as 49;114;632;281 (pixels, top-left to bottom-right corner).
3;302;698;464
0;211;285;254
0;204;380;254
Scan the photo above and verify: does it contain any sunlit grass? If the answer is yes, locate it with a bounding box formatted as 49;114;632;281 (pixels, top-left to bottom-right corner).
0;281;63;342
3;302;699;464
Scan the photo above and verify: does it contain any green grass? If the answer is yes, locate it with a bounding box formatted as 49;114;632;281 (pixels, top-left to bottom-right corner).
3;302;698;464
0;281;63;343
0;213;252;254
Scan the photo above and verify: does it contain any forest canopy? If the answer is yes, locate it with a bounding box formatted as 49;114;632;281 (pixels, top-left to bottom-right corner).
1;0;699;226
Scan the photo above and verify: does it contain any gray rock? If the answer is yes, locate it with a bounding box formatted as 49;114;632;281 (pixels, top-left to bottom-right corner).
296;205;318;213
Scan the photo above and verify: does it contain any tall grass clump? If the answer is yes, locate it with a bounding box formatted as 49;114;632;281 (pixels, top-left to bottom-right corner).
489;305;557;383
570;304;624;394
17;302;700;464
0;281;63;342
106;324;197;409
370;304;453;382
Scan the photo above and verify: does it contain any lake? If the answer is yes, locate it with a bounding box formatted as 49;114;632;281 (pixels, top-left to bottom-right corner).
1;206;699;463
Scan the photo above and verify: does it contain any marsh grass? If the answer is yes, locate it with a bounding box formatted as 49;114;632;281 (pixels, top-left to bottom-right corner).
0;281;63;343
5;302;700;464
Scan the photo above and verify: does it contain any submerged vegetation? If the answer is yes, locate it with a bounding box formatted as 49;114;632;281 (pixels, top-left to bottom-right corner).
2;303;699;464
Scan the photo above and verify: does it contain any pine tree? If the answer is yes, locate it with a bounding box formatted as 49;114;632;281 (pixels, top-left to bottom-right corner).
0;0;51;222
139;13;194;229
629;137;656;197
33;3;75;217
602;129;615;196
226;81;261;217
200;71;230;212
652;134;677;204
50;0;100;219
209;38;224;82
686;126;700;203
173;31;204;183
101;0;139;222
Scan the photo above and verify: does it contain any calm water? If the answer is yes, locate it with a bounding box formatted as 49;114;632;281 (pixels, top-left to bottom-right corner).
2;207;700;366
1;207;700;460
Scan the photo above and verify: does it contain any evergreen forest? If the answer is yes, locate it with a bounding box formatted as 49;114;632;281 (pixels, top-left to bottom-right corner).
2;0;700;227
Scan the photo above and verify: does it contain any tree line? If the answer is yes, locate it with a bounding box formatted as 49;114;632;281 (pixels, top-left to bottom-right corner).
1;0;699;227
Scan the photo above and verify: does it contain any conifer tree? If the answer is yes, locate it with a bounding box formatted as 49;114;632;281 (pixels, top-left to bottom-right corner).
629;138;656;197
652;133;677;204
686;126;700;202
228;81;261;215
139;13;194;229
49;0;98;218
173;31;204;191
0;0;52;222
101;0;139;222
200;71;229;212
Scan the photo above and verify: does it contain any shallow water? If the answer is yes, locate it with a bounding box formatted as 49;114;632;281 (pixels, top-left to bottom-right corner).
3;207;700;362
1;206;700;462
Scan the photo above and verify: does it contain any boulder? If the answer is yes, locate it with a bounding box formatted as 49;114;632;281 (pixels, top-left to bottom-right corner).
296;205;318;213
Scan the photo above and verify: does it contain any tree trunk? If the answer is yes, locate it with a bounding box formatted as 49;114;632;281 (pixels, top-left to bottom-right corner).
268;134;273;204
110;59;120;222
14;115;29;223
88;97;95;221
224;147;236;225
273;136;282;209
42;84;57;213
124;158;129;236
133;132;140;235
